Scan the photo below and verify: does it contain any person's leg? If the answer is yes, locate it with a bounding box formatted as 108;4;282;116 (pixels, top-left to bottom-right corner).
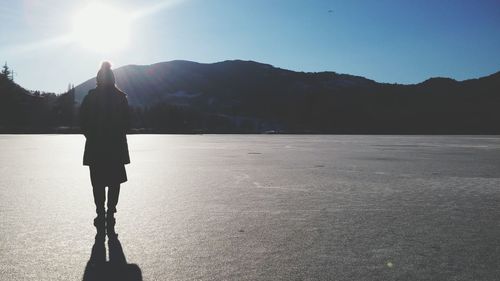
107;184;121;215
106;184;120;236
92;185;106;216
92;185;106;231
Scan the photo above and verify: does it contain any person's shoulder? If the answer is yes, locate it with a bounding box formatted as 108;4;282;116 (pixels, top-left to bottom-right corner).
82;88;97;102
117;89;127;96
114;88;128;100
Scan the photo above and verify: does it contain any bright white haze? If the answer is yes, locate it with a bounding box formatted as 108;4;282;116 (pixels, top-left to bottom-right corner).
72;2;131;53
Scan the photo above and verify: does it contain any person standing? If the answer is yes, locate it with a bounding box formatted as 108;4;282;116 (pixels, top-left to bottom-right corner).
80;61;130;234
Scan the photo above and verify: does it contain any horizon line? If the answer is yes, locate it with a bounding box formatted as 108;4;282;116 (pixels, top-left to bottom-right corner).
15;59;500;93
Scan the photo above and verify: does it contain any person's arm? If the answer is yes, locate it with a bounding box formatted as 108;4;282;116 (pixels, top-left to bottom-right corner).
122;94;130;134
79;93;90;138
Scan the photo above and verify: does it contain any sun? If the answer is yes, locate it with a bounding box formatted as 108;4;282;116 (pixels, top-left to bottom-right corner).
72;2;131;53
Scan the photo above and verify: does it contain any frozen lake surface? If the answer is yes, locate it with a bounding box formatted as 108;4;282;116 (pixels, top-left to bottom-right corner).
1;135;500;281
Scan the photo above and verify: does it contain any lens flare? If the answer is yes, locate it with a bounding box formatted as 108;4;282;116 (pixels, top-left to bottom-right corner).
72;2;131;53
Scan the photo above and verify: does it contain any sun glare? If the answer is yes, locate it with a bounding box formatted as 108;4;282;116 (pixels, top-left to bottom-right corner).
72;3;131;53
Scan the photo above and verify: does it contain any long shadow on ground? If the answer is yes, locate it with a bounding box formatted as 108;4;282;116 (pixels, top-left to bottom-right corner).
82;221;142;281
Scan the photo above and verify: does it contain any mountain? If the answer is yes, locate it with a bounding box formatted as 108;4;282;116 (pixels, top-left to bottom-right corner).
0;75;75;133
74;60;500;134
75;60;377;107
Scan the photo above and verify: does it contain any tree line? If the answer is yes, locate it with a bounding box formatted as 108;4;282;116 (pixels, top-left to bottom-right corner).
2;61;499;134
0;64;244;133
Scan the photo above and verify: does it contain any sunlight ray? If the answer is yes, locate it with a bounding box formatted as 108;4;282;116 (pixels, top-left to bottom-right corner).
131;0;188;19
0;34;73;55
1;0;189;55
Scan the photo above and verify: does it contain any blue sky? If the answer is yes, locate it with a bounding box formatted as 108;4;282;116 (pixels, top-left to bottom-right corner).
1;0;500;93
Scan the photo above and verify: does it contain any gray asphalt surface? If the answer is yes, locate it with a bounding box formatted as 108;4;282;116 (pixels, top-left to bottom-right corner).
1;135;500;281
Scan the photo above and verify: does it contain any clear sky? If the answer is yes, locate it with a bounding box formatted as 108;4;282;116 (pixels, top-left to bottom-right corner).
1;0;500;93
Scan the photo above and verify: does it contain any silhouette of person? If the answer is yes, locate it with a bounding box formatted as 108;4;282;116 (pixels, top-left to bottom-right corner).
82;223;142;281
80;61;130;231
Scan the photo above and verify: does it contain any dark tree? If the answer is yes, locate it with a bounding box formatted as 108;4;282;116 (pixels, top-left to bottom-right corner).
1;62;13;81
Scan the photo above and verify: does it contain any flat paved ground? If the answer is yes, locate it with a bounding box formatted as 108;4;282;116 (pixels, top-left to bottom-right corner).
1;135;500;281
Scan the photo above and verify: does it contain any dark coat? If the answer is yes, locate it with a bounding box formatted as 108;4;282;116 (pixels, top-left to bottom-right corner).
80;86;130;166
